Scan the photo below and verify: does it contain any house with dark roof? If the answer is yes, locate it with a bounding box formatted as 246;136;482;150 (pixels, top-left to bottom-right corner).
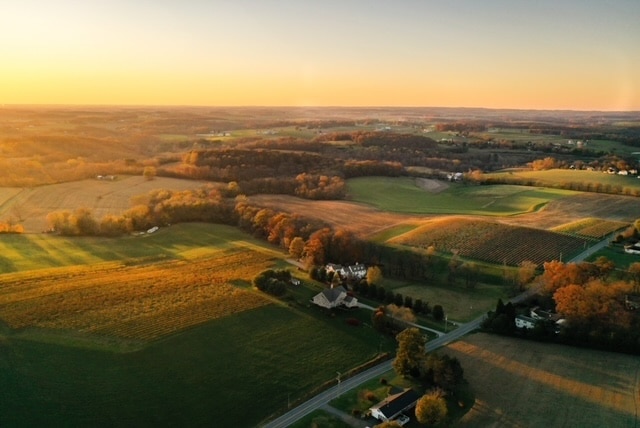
369;388;420;422
311;285;358;309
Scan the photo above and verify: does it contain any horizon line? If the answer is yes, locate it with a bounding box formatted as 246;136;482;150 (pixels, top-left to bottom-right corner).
2;103;639;114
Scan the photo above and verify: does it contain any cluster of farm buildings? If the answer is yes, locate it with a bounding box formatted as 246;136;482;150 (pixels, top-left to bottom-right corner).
310;263;366;310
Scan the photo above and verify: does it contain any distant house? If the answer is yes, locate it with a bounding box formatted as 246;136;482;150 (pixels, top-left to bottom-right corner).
369;388;420;422
311;286;358;310
446;172;464;182
515;314;537;329
325;262;367;281
342;263;367;280
624;243;640;254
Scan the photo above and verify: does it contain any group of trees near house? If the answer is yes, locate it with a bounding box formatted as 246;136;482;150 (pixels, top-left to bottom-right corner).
392;328;465;426
252;269;292;297
485;258;640;354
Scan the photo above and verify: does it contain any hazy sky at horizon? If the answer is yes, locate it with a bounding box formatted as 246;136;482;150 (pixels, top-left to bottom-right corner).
1;0;639;110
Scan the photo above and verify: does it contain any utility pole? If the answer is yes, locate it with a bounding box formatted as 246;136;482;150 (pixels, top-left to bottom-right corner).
336;372;341;398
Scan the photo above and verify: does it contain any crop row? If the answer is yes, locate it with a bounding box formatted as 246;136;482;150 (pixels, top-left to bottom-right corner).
552;218;628;239
0;249;273;340
395;217;587;266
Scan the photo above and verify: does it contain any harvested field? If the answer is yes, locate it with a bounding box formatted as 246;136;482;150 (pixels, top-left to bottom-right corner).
0;249;272;341
0;176;210;233
446;333;640;428
248;194;424;237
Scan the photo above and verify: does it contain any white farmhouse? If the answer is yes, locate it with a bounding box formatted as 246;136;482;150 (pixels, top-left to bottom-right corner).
311;286;358;310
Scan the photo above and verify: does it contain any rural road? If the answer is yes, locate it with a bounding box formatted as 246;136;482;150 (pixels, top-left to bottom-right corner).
261;313;485;428
263;235;613;428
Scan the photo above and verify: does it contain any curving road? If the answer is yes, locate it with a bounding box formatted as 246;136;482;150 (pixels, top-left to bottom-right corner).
262;314;486;428
263;235;613;427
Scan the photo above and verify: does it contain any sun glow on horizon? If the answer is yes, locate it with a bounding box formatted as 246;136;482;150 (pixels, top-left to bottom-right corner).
1;1;639;111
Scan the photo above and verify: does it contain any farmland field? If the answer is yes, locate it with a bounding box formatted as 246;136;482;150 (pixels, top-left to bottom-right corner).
446;333;640;427
383;278;507;322
0;223;287;344
0;221;390;426
0;305;384;427
0;175;212;233
346;177;575;216
248;194;423;237
499;192;640;229
0;250;272;342
486;168;640;193
0;222;279;273
551;217;628;239
391;216;588;266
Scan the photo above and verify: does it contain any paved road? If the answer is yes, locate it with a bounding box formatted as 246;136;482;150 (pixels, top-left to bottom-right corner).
262;312;486;428
263;236;613;427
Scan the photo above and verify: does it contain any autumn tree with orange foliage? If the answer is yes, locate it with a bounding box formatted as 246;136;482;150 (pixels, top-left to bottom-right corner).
0;220;24;234
539;260;598;295
553;279;633;329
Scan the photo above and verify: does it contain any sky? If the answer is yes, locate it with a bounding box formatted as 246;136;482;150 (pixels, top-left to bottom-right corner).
1;0;639;110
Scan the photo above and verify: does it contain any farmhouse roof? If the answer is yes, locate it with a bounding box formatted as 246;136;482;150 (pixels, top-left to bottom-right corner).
370;388;420;420
322;285;347;303
516;314;537;323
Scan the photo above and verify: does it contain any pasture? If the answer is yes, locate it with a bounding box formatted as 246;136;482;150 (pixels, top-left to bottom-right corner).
446;333;640;427
0;222;278;273
0;176;211;233
0;305;384;428
346;177;574;216
380;277;508;323
486;168;640;193
0;222;393;427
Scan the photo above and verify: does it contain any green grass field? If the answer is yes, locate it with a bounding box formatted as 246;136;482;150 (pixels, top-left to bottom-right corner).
289;410;352;428
0;222;281;273
0;305;387;427
0;222;397;426
380;277;509;323
486;168;640;193
586;245;640;270
346;177;574;216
